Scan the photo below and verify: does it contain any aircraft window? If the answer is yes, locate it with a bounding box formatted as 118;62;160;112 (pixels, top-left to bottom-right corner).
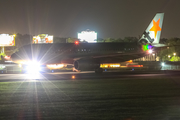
81;49;83;51
78;49;80;51
124;48;126;50
84;49;86;51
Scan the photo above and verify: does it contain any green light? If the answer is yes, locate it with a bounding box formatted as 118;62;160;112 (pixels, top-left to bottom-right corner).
142;44;148;51
142;44;152;51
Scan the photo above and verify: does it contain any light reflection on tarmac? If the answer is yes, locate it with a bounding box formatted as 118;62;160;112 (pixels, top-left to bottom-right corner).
0;71;173;81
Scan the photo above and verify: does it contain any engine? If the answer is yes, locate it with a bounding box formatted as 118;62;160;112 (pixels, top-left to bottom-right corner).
74;59;100;71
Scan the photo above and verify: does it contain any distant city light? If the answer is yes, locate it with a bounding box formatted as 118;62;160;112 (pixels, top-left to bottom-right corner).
78;29;97;43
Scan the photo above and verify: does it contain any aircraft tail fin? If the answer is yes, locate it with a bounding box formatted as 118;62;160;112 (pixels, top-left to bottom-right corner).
139;13;164;44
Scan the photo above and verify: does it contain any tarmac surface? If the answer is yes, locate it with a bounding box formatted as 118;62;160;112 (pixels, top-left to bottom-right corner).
1;70;180;120
0;70;179;81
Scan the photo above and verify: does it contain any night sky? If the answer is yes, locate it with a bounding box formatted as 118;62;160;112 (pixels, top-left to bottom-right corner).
0;0;179;39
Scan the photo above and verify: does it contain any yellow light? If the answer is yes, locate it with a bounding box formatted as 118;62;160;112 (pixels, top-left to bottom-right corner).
168;55;171;58
127;60;133;63
19;64;22;68
72;75;75;79
110;64;120;68
174;53;176;56
100;63;120;68
46;64;64;69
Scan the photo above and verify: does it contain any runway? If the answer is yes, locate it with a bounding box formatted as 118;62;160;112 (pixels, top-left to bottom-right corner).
1;70;180;119
0;70;179;81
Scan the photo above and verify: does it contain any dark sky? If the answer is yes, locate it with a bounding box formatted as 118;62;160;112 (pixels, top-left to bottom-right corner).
0;0;179;39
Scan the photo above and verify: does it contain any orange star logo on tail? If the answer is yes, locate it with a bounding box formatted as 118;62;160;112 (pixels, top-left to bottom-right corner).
150;18;161;38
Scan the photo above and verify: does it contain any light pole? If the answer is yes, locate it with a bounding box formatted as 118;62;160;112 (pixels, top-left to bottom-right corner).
153;54;155;61
174;53;176;62
168;55;171;60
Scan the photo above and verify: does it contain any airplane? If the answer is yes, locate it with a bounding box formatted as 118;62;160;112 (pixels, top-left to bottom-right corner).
11;13;164;73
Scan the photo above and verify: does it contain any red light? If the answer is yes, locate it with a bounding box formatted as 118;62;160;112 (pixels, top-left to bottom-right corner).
4;56;10;60
75;41;79;45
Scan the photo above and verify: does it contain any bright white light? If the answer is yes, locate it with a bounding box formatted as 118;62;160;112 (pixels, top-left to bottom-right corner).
78;30;97;43
25;61;41;73
18;64;22;68
5;61;13;63
0;34;15;46
161;62;165;66
148;49;153;54
0;66;5;69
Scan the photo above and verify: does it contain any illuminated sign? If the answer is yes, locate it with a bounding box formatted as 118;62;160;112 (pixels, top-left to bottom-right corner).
78;30;97;43
0;34;15;46
33;34;53;44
